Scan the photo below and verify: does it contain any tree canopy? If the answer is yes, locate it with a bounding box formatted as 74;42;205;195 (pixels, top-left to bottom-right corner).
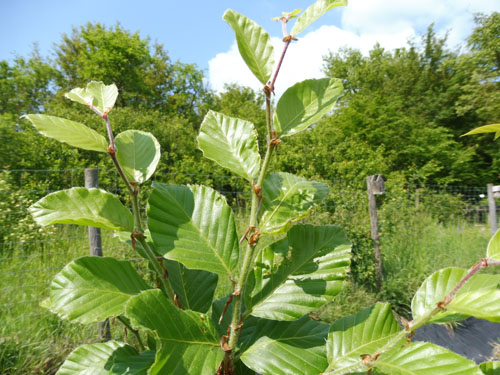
1;14;499;190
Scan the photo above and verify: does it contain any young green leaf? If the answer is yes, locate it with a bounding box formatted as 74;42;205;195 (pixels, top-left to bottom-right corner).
447;289;500;323
198;110;261;182
56;341;126;375
325;303;401;374
45;257;150;324
223;9;274;85
260;172;329;234
115;130;161;184
412;268;500;324
22;114;108;152
246;224;351;321
274;78;343;137
126;289;223;375
463;124;500;140
480;361;500;375
29;187;134;232
240;315;330;375
487;229;500;260
65;81;118;114
375;342;482;375
148;183;239;278
290;0;347;36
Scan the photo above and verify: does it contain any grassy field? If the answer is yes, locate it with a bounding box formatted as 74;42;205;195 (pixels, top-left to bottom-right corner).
0;226;133;374
0;215;493;374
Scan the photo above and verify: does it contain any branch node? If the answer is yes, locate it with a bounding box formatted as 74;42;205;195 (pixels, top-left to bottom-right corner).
283;35;298;42
239;225;257;244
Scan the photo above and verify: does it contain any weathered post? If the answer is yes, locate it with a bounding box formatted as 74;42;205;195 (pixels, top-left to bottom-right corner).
367;174;385;289
84;168;111;341
487;183;498;235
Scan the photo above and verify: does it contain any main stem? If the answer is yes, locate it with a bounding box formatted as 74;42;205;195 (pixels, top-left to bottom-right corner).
223;33;291;374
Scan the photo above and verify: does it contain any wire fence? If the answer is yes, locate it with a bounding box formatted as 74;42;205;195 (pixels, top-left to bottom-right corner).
0;168;496;363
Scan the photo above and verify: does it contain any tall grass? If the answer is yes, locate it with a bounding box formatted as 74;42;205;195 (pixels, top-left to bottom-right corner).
0;226;132;375
380;214;490;317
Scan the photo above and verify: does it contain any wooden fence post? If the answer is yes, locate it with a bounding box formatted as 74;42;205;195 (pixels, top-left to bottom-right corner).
487;183;498;235
85;168;111;341
367;175;385;289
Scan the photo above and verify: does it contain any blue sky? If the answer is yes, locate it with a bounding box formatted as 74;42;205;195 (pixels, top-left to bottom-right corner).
0;1;341;68
1;1;498;96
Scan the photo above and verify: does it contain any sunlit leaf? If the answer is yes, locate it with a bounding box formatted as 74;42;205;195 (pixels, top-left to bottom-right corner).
291;0;347;36
45;257;149;324
198;110;260;181
22;114;108;152
412;268;500;324
240;315;329;375
30;187;133;232
115;130;161;184
148;183;239;278
274;78;343;137
260;172;329;234
448;289;500;323
463;124;500;140
487;229;500;260
65;81;118;114
126;289;223;375
56;341;125;375
325;303;401;374
375;342;482;375
246;224;350;321
223;9;274;85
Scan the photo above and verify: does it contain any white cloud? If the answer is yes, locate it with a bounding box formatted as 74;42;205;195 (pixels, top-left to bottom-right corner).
208;25;415;98
208;0;498;96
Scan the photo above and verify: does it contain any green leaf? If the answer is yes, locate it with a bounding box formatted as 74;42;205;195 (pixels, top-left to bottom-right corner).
56;341;125;375
481;361;500;375
240;315;329;375
126;289;223;375
164;259;218;313
411;268;500;324
115;230;217;312
198;110;261;181
291;0;347;36
223;9;274;85
56;341;154;375
65;81;118;114
487;229;500;260
22;114;108;152
375;342;482;375
45;257;149;324
260;172;329;234
29;187;134;232
109;347;155;375
115;130;161;184
463;124;500;140
447;289;500;323
148;183;239;278
285;9;302;19
274;78;343;137
246;224;351;321
325;303;401;374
